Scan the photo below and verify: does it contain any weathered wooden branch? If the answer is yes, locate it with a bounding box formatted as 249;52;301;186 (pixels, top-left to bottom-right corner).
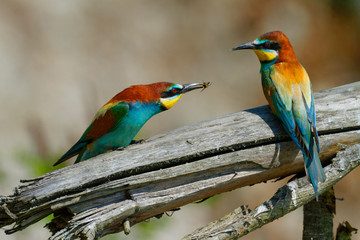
182;144;360;240
0;82;359;239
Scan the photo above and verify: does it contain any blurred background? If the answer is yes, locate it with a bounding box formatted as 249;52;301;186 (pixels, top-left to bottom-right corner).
1;0;359;239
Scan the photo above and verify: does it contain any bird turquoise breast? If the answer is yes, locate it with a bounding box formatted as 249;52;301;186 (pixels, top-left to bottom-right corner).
123;100;163;139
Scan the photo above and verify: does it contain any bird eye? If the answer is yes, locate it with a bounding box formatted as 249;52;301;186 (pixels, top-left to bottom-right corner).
263;42;270;48
161;87;182;98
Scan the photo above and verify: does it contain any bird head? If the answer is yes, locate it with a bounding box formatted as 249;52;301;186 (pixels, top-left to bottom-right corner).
159;82;208;110
232;31;297;64
111;82;208;110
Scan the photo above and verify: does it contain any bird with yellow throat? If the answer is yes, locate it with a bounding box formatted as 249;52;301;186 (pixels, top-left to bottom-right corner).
233;31;326;200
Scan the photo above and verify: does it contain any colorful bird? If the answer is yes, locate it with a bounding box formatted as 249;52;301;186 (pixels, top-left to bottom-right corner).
233;31;326;200
54;82;209;166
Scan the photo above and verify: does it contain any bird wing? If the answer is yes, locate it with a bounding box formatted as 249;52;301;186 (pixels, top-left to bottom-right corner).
82;101;130;141
297;67;320;152
53;102;129;166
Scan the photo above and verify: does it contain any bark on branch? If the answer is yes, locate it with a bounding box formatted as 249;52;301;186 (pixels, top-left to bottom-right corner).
0;82;359;239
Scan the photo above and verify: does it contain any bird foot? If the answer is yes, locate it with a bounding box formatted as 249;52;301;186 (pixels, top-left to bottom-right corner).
130;139;145;145
114;146;127;151
113;139;145;151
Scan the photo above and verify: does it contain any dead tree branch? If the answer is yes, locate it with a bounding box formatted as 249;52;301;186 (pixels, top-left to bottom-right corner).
183;144;360;240
0;82;359;239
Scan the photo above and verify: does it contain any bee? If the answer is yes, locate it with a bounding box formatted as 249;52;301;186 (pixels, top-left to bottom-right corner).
201;81;211;91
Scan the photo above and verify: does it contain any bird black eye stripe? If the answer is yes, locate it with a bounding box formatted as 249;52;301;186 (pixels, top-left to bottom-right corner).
260;42;281;50
161;87;182;98
270;42;281;50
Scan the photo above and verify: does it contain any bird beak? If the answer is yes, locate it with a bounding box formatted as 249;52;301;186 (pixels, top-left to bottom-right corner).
232;42;256;51
181;83;208;94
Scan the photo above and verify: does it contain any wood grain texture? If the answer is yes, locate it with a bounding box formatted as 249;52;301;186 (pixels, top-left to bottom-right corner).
0;82;360;239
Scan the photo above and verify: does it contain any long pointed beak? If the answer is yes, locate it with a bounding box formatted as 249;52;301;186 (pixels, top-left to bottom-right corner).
232;42;256;51
181;82;209;94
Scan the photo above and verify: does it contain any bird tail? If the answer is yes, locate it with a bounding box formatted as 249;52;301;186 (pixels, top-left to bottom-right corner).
53;141;88;166
304;142;326;201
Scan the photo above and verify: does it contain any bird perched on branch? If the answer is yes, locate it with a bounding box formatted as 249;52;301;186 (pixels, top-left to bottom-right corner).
54;82;210;166
233;31;325;200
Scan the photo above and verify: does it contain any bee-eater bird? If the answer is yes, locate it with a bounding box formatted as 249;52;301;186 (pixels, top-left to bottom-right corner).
54;82;209;166
233;31;326;200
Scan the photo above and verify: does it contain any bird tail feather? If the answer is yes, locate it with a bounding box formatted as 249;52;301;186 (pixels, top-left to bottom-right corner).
53;141;88;166
304;142;326;200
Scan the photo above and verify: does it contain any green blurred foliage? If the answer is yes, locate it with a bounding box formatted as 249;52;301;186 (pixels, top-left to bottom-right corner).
16;150;63;176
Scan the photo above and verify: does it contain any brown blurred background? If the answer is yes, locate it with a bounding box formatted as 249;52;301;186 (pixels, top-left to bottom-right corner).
1;0;359;239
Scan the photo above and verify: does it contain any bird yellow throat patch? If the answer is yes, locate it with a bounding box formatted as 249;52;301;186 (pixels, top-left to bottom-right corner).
160;94;183;110
253;49;278;62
